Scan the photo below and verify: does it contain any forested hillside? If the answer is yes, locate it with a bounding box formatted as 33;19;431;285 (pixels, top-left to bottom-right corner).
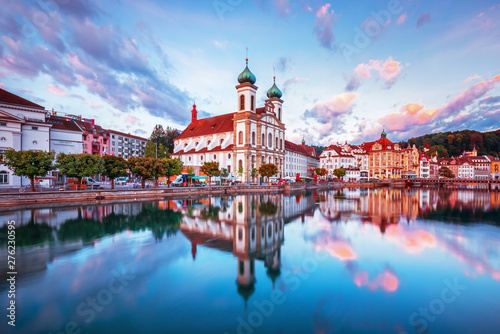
405;130;500;158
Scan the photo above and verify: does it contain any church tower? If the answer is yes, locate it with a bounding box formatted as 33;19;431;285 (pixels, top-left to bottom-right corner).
266;76;283;122
236;57;257;113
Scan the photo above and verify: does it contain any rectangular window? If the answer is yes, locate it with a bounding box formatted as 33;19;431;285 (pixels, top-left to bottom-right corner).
0;150;5;163
32;126;38;130
0;172;7;184
0;122;6;126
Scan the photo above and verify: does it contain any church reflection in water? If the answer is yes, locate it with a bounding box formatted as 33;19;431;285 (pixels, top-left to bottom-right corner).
175;192;317;304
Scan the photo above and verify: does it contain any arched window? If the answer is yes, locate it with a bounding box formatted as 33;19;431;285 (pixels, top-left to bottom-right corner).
238;131;243;145
214;154;217;160
228;153;231;159
268;133;272;147
275;137;278;149
0;171;8;184
251;96;255;111
280;139;283;150
262;133;265;146
268;224;272;238
220;139;224;145
240;95;245;110
251;132;255;145
278;108;281;120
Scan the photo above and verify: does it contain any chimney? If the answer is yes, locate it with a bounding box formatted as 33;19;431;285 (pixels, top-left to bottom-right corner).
191;104;198;122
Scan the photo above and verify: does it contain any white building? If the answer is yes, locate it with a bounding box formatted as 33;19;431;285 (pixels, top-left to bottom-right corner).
0;88;51;188
419;156;430;178
47;116;84;155
319;143;369;180
174;58;286;182
284;139;319;178
108;129;147;159
457;158;475;179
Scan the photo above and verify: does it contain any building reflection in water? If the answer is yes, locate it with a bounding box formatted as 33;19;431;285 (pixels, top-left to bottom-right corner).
175;192;317;308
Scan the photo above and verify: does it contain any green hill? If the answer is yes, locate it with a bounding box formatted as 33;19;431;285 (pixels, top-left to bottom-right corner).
405;129;500;158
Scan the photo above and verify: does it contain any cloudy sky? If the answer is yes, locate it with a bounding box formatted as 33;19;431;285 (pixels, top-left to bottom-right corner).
1;0;499;145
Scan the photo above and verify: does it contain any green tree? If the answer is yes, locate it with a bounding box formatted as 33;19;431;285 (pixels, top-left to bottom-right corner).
145;140;169;159
258;163;278;182
333;168;346;181
439;166;455;179
237;165;244;181
163;158;184;187
57;153;104;190
102;155;128;189
4;149;55;192
315;167;328;178
128;157;162;188
187;166;195;186
250;168;258;183
200;161;220;187
220;168;229;185
149;124;179;154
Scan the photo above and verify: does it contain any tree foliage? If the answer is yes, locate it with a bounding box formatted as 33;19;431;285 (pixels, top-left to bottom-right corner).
315;167;328;177
163;158;184;186
57;153;104;190
128;157;164;188
439;166;455;179
144;140;169;159
4;149;55;191
102;155;128;189
258;163;278;179
408;130;500;157
149;124;179;155
200;161;220;186
333;168;346;180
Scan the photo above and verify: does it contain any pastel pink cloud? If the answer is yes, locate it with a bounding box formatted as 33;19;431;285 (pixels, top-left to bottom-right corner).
397;13;407;25
354;270;399;292
125;115;139;124
47;84;67;96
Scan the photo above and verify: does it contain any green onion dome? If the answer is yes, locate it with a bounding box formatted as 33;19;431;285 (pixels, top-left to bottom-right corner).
266;77;282;99
237;58;257;85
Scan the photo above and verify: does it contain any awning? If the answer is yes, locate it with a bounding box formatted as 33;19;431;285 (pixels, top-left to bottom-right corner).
192;176;209;179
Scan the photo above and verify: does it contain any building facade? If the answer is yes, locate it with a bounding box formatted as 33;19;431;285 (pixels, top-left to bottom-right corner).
174;59;286;182
362;131;403;179
284;139;319;178
0;88;51;188
108;130;147;159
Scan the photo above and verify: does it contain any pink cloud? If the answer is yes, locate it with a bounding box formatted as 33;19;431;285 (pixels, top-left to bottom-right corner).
416;12;431;28
346;57;408;91
314;4;337;50
315;238;357;261
125;115;139;124
385;225;436;254
397;13;407;25
91;102;102;108
305;92;358;135
464;74;481;83
47;84;67;96
273;0;293;17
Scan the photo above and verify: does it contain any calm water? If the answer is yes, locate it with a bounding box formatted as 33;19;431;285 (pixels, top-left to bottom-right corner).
1;189;500;334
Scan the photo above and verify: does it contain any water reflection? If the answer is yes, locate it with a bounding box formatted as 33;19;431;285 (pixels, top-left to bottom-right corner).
0;189;499;334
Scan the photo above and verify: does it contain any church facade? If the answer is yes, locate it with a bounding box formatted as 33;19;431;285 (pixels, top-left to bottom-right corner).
174;58;287;182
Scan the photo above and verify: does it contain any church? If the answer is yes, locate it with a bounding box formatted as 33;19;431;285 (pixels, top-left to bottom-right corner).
174;58;293;182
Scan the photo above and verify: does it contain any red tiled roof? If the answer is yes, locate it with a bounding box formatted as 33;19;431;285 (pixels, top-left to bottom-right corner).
285;140;311;156
107;129;148;141
0;88;44;109
47;116;83;132
305;147;318;158
177;113;236;140
178;145;234;154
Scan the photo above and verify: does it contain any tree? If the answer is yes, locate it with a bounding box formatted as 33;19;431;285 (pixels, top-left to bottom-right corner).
163;158;183;187
144;140;169;159
315;167;328;178
102;155;128;189
187;166;195;186
4;149;55;192
439;166;455;179
128;157;163;188
220;168;229;185
200;161;220;187
333;168;346;181
149;124;179;155
250;168;258;183
57;153;104;190
442;149;450;159
258;163;278;182
237;166;244;181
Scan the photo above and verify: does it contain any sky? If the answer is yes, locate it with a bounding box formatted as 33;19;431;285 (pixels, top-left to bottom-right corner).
0;0;499;146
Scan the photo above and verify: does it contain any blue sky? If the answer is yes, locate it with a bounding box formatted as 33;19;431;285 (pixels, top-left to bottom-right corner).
0;0;499;145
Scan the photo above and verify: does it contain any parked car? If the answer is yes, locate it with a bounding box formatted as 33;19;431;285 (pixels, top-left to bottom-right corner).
84;177;100;189
116;177;129;185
